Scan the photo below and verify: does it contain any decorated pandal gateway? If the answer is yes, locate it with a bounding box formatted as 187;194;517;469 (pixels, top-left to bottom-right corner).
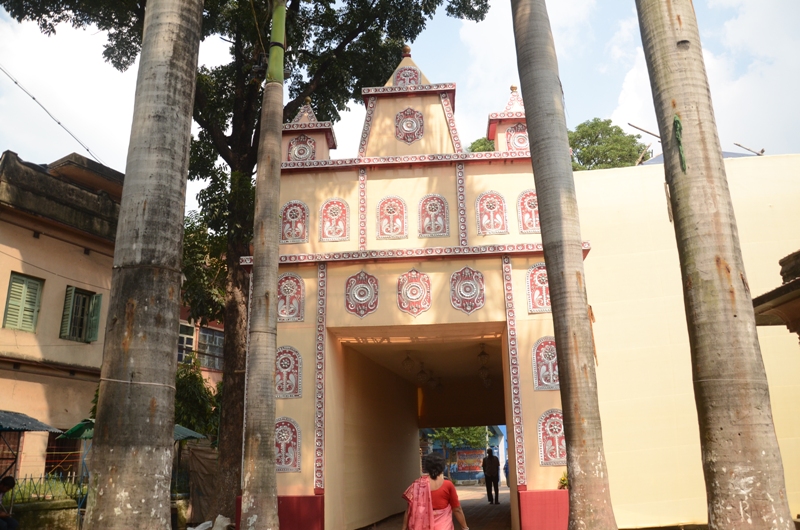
242;48;800;529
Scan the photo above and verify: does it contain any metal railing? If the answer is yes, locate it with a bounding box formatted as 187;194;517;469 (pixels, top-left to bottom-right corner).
177;347;223;371
1;473;87;505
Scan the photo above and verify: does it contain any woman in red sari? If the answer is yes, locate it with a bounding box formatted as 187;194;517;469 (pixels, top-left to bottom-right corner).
401;452;470;530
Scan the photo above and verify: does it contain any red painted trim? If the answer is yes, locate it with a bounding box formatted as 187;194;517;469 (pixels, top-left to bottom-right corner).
280;150;532;171
235;495;324;530
518;490;568;530
517;484;527;492
314;487;324;496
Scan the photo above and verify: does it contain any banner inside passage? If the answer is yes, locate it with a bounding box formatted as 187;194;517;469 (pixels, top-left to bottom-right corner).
457;449;484;472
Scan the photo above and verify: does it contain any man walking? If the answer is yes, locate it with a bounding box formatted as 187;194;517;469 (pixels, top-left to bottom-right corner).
482;448;500;504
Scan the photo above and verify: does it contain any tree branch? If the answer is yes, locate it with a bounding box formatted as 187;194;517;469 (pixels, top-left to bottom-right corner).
194;79;234;166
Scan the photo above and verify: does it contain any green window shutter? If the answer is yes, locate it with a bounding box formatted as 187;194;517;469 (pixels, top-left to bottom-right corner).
4;274;42;332
3;275;26;329
60;286;76;339
86;294;103;343
21;278;42;332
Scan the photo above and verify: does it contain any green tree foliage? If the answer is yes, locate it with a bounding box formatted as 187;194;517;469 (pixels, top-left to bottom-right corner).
428;427;487;476
175;358;218;438
182;211;227;325
467;137;495;152
568;118;650;171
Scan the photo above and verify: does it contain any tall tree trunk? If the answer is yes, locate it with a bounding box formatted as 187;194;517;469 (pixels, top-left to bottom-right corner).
510;1;617;528
636;2;792;528
83;0;203;528
240;2;285;529
216;245;250;519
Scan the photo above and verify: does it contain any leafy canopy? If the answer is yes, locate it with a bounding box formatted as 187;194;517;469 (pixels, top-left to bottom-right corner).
568;118;651;171
467;137;495;153
428;427;487;452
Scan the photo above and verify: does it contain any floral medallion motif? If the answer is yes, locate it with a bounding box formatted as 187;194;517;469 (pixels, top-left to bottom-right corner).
476;191;509;235
533;336;559;390
275;417;301;472
418;194;449;238
280;200;309;244
275;346;302;398
345;270;379;318
377;196;408;239
395;108;424;145
319;198;349;242
288;134;316;161
538;409;566;466
506;122;529;151
450;266;485;315
394;66;420;86
397;268;431;317
277;273;304;322
517;190;540;234
527;263;551;313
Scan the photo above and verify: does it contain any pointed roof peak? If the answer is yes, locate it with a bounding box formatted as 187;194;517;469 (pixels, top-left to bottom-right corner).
385;45;432;87
291;98;318;123
504;86;524;113
486;85;527;140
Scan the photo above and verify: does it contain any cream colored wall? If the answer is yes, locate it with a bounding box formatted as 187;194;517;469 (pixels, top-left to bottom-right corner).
365;96;455;157
278;170;359;255
324;336;346;529
573;155;800;527
281;131;330;162
0;219;112;368
464;163;543;247
366;166;459;249
324;258;506;329
4;369;97;477
274;263;319;496
340;345;419;529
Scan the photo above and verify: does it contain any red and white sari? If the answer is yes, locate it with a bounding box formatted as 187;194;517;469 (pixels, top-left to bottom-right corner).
402;477;454;530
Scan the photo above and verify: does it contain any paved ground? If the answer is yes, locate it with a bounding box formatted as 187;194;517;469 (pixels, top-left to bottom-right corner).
361;485;511;530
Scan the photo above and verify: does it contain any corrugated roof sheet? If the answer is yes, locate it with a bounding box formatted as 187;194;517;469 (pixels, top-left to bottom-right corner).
0;410;61;433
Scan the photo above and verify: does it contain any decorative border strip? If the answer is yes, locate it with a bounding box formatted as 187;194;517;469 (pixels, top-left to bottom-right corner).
440;92;462;153
362;83;455;96
502;254;527;487
489;111;526;120
456;163;468;246
281;150;531;170
238;242;590;267
358;97;377;157
358;168;367;250
282;122;337;149
313;262;327;493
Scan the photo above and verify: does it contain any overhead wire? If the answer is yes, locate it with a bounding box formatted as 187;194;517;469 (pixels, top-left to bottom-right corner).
0;62;106;165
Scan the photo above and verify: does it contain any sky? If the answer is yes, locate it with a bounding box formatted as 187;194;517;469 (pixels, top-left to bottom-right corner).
1;0;798;212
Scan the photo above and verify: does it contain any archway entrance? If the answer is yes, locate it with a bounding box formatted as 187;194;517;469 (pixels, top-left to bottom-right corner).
325;322;515;529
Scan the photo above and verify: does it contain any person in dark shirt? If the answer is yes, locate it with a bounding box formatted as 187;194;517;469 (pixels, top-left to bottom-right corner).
482;449;500;504
0;476;19;530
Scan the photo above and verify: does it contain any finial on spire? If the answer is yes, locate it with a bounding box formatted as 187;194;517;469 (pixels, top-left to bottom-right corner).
510;85;518;92
402;44;411;57
304;96;312;105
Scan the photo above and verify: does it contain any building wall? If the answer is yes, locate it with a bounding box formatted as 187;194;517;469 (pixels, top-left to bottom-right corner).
340;345;419;530
574;154;800;527
0;220;112;368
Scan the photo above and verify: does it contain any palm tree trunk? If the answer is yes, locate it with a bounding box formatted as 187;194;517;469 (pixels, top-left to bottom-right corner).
83;0;203;528
636;2;792;528
510;1;617;528
240;2;286;528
